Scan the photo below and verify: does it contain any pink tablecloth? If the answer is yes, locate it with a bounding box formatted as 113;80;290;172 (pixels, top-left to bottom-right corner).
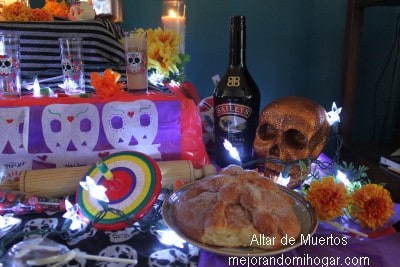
199;204;400;267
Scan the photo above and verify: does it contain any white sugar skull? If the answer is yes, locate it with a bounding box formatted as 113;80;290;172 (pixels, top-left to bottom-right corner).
253;96;330;188
60;257;86;267
67;228;97;246
41;103;100;154
149;248;188;267
105;227;140;243
97;245;137;267
62;58;73;77
0;56;12;76
102;100;160;158
126;51;146;74
23;218;58;239
0;106;28;154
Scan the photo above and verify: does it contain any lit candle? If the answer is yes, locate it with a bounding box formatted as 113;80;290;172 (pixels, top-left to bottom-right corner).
33;78;41;97
0;39;5;56
161;0;186;53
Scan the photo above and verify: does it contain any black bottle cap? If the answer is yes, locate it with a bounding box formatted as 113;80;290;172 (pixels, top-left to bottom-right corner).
230;16;246;30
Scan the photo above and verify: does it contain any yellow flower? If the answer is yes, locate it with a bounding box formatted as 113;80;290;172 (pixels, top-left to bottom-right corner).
349;183;394;230
147;27;181;78
3;2;31;22
305;176;350;221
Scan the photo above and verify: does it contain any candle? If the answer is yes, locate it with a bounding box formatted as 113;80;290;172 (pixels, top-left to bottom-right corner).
161;0;186;53
0;39;5;56
33;78;41;97
161;10;186;33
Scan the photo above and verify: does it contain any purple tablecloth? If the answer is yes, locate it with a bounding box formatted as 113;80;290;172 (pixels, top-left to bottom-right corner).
199;204;400;267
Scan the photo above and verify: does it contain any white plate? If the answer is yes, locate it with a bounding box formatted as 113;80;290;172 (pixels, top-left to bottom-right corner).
162;183;318;257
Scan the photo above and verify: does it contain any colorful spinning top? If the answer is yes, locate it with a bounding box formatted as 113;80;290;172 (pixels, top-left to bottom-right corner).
76;151;162;230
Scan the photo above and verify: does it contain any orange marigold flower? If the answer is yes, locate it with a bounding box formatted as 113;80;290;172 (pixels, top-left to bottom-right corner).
349;183;394;230
90;69;125;98
30;8;54;22
43;0;69;18
305;176;350;221
3;2;31;22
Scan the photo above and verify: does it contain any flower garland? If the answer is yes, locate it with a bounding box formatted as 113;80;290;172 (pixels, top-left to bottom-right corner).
2;0;69;22
2;2;31;21
29;8;54;22
303;165;394;231
42;0;69;18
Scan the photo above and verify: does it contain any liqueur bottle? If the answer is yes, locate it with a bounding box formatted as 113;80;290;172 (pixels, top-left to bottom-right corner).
213;15;260;167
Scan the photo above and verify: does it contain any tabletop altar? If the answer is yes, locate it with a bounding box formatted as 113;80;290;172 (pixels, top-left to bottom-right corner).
0;92;210;182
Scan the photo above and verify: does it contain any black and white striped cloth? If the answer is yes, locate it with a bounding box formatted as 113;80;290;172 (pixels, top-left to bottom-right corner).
0;19;126;92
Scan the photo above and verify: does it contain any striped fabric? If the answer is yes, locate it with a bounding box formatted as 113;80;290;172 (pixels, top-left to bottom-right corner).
0;19;126;92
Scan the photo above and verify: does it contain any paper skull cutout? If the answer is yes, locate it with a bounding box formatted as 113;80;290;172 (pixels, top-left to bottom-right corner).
253;96;330;188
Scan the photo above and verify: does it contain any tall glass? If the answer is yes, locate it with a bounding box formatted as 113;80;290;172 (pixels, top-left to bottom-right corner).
124;30;148;92
0;35;21;99
59;37;85;95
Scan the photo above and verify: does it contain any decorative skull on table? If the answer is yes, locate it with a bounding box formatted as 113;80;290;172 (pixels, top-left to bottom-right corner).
0;56;12;77
253;96;331;188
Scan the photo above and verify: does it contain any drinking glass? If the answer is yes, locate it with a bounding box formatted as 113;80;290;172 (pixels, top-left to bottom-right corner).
124;30;148;92
0;35;21;99
59;37;85;95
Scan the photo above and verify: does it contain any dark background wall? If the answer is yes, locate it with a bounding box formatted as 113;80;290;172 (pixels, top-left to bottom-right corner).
120;0;400;150
30;0;400;149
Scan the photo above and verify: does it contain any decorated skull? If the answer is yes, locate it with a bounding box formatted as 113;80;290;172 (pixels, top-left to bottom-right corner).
97;245;137;267
126;51;146;74
253;96;330;188
0;56;12;76
62;58;73;76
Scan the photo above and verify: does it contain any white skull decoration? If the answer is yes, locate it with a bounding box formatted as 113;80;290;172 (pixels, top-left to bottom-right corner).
253;96;330;188
0;56;12;76
62;58;73;76
126;51;146;74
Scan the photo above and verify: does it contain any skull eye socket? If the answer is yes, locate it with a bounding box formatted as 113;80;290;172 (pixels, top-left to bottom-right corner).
4;60;11;67
284;129;307;150
80;118;92;132
50;119;62;133
111;116;123;130
140;113;150;127
257;123;277;140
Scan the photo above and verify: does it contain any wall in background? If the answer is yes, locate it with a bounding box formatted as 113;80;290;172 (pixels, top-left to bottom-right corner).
120;0;346;111
120;0;400;148
353;7;400;148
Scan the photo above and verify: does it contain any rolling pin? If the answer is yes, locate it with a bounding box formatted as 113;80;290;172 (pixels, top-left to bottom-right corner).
10;160;217;198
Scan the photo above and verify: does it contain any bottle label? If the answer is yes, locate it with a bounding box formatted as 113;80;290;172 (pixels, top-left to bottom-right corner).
215;103;253;133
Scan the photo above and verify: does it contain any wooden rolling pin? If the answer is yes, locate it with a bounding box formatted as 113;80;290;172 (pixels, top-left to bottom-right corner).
1;160;216;198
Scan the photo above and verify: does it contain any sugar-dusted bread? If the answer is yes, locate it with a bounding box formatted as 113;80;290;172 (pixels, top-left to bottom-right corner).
174;165;301;249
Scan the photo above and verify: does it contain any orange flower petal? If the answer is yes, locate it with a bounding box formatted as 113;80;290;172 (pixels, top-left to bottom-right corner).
349;184;394;230
90;69;125;98
305;176;350;221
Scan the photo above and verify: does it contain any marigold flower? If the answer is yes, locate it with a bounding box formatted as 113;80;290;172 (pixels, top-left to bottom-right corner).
43;0;69;18
90;69;125;98
305;176;350;221
3;2;31;22
349;183;394;230
30;8;54;22
147;27;181;78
